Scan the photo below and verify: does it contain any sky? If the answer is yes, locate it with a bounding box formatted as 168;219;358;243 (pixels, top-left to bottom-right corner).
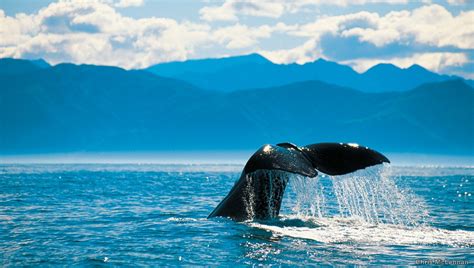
0;0;473;78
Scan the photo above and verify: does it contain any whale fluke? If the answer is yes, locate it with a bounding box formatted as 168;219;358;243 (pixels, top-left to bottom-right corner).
243;144;317;177
208;142;390;221
301;143;390;175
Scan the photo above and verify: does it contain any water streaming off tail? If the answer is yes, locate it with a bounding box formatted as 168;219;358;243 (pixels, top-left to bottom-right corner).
244;170;292;220
286;165;428;226
290;175;326;218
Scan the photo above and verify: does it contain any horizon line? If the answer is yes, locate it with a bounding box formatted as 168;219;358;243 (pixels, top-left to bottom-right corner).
1;152;473;167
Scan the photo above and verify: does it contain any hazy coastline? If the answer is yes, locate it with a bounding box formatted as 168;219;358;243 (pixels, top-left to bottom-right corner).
1;151;473;167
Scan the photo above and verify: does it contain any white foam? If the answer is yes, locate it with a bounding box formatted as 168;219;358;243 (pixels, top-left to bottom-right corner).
165;217;198;222
250;215;474;247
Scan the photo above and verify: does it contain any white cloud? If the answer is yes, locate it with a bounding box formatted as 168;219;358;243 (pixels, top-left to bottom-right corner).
213;24;272;49
200;1;284;21
199;5;238;22
0;0;472;78
115;0;144;8
283;0;409;12
340;5;474;49
0;0;212;68
0;0;299;67
446;0;467;5
260;39;323;64
286;4;474;49
260;4;473;75
341;52;469;73
259;12;381;64
199;0;410;21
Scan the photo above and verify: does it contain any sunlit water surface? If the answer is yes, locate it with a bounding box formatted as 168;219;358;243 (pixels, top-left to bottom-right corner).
1;164;473;266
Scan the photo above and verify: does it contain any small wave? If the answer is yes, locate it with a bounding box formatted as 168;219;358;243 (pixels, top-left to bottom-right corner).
249;215;474;247
165;217;199;223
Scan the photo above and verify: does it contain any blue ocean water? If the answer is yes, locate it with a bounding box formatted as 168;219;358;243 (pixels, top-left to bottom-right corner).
1;164;473;266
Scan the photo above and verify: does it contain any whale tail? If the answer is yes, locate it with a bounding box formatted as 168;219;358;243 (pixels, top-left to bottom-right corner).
208;142;390;221
301;142;390;175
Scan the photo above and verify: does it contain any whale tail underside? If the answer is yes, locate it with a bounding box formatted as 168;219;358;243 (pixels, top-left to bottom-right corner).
301;142;390;176
208;142;390;221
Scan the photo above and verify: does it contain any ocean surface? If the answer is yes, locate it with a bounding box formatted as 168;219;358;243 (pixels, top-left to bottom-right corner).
1;163;473;266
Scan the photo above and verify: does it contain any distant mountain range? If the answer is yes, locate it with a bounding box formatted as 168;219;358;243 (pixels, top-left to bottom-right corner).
1;58;473;155
146;53;473;92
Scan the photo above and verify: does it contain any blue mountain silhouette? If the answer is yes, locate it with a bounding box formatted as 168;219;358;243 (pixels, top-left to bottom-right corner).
0;58;50;76
146;53;467;92
1;58;473;155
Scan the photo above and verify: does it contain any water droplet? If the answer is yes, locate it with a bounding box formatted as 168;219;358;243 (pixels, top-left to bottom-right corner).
289;166;426;226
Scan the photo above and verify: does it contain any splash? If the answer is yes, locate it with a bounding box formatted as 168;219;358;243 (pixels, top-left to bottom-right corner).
247;165;474;248
286;165;428;226
250;216;474;247
290;175;326;218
